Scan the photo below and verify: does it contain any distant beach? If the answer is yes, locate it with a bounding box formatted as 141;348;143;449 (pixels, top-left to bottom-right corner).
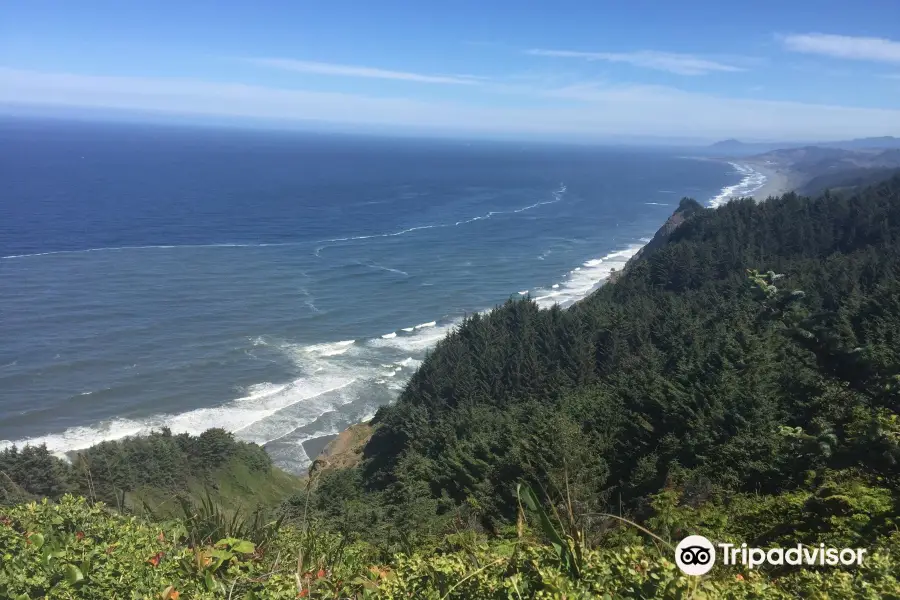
744;162;801;200
685;157;798;207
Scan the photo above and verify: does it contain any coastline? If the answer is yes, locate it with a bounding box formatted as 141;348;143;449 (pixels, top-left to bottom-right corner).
743;161;801;201
5;158;801;471
307;160;803;468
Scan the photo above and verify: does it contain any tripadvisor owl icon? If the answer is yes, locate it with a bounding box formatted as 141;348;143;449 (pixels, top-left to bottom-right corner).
675;535;716;575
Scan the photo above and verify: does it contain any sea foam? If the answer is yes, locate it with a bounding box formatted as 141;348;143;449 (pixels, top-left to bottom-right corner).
531;244;643;309
709;163;766;207
304;340;356;357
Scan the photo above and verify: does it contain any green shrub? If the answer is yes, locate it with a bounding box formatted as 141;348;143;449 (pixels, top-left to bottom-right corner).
1;488;899;598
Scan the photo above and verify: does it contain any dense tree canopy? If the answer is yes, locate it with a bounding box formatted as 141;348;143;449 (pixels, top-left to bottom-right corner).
0;428;276;507
335;176;900;547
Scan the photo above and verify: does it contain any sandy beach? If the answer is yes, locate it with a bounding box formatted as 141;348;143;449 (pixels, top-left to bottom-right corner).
745;162;802;200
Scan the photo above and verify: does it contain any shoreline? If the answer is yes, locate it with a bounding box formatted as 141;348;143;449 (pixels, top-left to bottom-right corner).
743;161;801;201
305;160;804;467
6;161;802;470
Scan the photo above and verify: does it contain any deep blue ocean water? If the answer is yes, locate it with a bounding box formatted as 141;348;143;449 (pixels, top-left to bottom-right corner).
0;119;762;472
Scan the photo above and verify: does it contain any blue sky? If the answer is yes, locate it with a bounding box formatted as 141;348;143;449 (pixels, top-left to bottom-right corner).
2;0;900;141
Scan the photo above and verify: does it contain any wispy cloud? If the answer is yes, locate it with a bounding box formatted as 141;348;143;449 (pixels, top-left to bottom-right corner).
526;49;744;75
2;68;900;141
245;58;482;85
781;33;900;64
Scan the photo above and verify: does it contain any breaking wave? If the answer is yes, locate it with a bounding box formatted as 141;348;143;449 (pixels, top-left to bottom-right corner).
709;163;767;208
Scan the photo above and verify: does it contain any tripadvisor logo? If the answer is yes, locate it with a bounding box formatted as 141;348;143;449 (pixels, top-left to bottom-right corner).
675;535;716;575
675;535;867;576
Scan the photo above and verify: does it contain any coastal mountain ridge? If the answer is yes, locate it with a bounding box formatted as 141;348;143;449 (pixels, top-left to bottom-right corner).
744;145;900;196
709;135;900;154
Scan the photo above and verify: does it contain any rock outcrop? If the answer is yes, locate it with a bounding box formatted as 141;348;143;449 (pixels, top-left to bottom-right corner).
309;422;373;477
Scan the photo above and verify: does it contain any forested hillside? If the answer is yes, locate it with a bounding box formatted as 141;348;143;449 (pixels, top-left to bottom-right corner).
1;428;300;512
332;176;900;544
798;166;900;196
3;177;900;598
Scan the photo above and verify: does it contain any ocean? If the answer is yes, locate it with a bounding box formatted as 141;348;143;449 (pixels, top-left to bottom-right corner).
0;119;766;473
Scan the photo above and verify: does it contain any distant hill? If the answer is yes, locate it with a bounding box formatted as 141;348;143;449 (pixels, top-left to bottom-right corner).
828;136;900;150
707;136;900;156
798;166;900;196
753;146;900;170
748;146;900;195
708;138;745;150
706;139;798;155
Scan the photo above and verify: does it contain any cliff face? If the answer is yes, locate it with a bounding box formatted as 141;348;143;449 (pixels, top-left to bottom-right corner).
608;197;703;283
309;422;373;478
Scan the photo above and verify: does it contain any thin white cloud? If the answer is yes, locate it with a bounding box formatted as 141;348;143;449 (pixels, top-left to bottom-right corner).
1;68;899;141
782;33;900;64
526;49;744;75
245;58;481;85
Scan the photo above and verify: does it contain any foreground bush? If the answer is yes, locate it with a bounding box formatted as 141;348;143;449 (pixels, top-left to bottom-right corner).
1;495;898;599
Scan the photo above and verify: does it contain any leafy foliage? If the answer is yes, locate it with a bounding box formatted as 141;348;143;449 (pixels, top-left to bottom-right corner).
1;494;897;598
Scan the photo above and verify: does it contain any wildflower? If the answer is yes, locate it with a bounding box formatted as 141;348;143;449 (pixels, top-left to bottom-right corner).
736;574;744;581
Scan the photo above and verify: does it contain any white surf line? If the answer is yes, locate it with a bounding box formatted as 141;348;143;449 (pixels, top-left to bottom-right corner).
708;162;768;208
322;224;446;244
5;185;568;261
299;287;320;313
0;373;361;456
0;242;301;260
219;378;360;437
511;198;562;213
251;388;360;446
454;193;565;225
357;261;410;277
317;184;567;254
